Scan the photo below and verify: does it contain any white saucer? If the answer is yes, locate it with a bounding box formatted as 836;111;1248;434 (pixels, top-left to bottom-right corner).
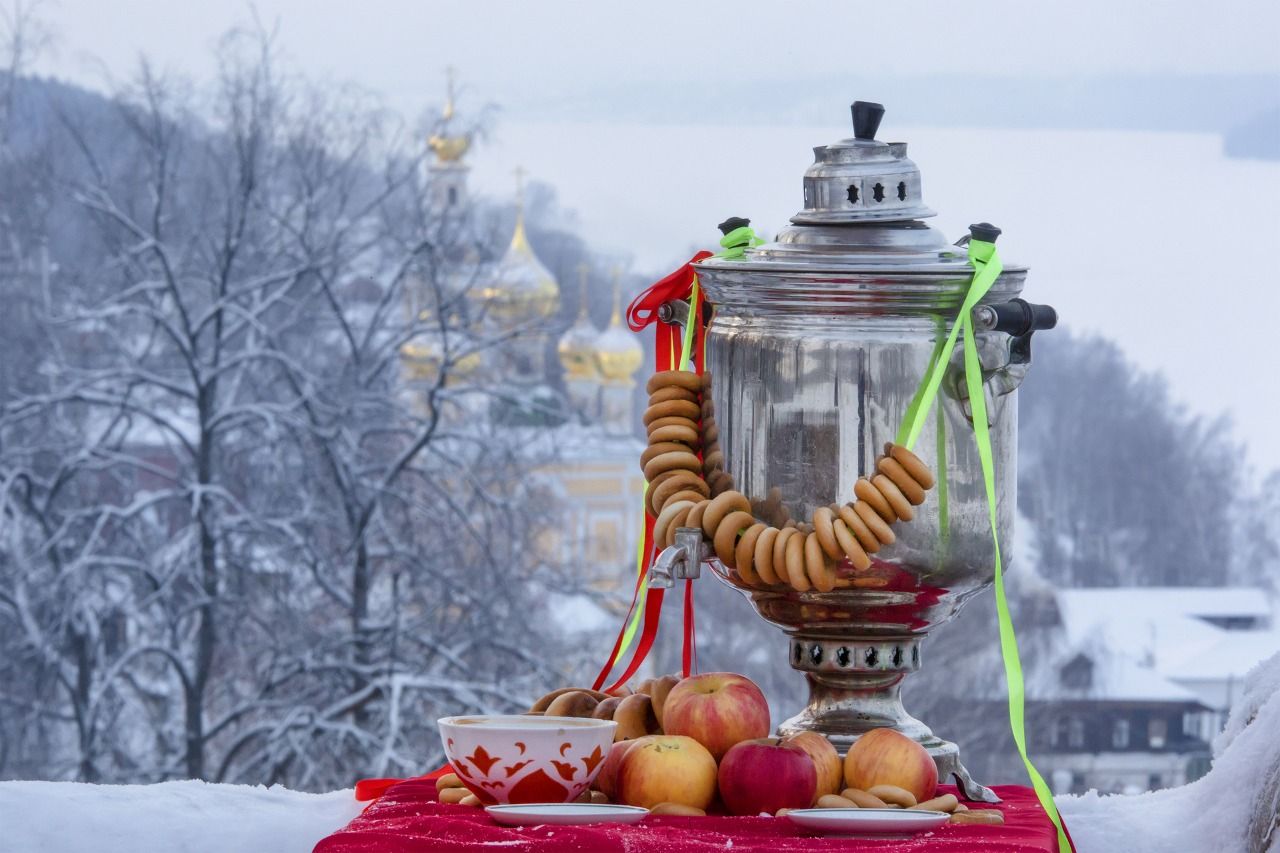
485;803;650;826
786;807;950;834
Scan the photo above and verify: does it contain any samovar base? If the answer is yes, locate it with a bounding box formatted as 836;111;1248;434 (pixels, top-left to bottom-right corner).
779;634;1001;804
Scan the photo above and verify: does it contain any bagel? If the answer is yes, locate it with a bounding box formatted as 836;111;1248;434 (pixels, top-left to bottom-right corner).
888;443;935;489
642;399;701;426
701;490;751;538
713;510;756;567
734;522;767;586
855;477;896;523
642;450;701;482
784;529;811;592
772;527;798;586
641;441;696;470
872;473;914;522
878;456;927;504
702;449;724;473
664;502;697;546
804;532;836;593
853;500;896;546
837;503;881;553
648;385;699;406
753;526;782;585
647;423;700;446
832;519;872;570
812;506;842;560
649;470;708;514
654;500;696;550
646;370;702;395
685;499;711;533
592;696;623;720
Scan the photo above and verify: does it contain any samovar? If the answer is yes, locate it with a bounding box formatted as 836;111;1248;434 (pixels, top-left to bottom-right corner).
652;102;1056;802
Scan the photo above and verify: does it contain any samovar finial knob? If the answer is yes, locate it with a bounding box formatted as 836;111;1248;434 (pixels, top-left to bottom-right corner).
851;101;885;140
968;222;1003;243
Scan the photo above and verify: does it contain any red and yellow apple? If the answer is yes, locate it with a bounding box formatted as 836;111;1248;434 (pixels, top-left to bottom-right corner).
660;672;771;760
593;737;650;800
616;735;717;811
717;738;817;816
843;727;938;803
783;731;843;801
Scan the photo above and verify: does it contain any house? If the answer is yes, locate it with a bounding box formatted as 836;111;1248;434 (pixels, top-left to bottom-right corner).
1028;587;1278;795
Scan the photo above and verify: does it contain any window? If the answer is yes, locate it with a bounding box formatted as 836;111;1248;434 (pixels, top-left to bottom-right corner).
1148;718;1168;749
1067;717;1085;749
1112;718;1130;749
447;186;458;206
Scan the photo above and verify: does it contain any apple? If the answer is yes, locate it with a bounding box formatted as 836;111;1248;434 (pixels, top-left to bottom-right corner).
661;672;771;760
843;727;938;803
783;731;843;801
593;737;649;800
717;738;816;816
616;735;717;811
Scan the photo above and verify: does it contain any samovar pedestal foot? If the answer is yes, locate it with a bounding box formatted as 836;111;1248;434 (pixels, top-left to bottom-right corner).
932;741;1000;804
777;635;1001;804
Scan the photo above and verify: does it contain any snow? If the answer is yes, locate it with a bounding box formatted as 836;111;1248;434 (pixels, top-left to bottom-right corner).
1056;651;1280;853
1035;653;1203;704
0;780;362;853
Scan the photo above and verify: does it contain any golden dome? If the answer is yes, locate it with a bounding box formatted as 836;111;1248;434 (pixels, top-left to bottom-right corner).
476;172;560;322
427;68;471;164
558;265;601;381
400;338;481;381
594;273;642;385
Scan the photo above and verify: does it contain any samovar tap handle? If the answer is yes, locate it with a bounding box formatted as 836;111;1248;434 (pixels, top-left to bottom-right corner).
647;528;709;589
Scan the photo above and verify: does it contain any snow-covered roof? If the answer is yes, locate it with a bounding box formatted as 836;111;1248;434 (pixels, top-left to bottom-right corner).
1173;630;1280;681
1034;651;1204;704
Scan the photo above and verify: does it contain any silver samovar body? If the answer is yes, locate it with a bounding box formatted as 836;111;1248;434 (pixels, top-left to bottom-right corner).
690;103;1054;802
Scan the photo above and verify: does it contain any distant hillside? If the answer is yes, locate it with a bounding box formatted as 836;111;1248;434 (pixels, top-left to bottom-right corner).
1224;106;1280;160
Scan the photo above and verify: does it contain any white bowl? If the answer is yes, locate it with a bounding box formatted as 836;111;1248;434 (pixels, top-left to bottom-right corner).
438;714;617;805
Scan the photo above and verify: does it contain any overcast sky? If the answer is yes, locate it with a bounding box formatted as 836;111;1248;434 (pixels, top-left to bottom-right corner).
32;0;1280;125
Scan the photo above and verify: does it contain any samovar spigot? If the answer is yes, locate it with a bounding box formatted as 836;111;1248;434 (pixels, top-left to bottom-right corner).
647;527;708;589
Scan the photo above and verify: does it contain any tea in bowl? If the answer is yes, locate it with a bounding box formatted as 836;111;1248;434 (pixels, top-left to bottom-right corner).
437;715;617;804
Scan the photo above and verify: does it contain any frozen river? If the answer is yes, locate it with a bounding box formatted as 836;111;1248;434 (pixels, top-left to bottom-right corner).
471;122;1280;476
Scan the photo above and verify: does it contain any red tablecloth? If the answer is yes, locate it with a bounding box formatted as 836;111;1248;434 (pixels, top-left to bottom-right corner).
314;782;1072;852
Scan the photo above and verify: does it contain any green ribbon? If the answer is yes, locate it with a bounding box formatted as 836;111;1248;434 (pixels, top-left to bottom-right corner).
715;226;765;259
897;239;1070;853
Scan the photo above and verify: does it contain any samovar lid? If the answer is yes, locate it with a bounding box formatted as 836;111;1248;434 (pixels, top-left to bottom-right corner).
792;101;935;225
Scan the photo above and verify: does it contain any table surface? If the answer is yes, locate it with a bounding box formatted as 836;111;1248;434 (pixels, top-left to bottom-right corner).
314;781;1071;852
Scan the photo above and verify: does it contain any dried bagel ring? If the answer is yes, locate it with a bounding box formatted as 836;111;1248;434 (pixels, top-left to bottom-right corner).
648;385;699;405
530;686;608;713
812;506;842;560
832;519;872;571
804;532;837;593
853;500;896;546
735;522;767;586
855;477;896;523
646;414;699;434
647;423;700;446
702;450;724;473
703;422;720;444
872;474;914;522
877;456;927;505
646;370;702;395
642;399;701;425
545;690;600;718
701;398;715;418
772;527;799;586
713;510;756;567
684;498;711;532
664;502;698;547
784;529;811;592
754;526;782;585
650;471;708;513
702;490;751;538
706;470;734;496
643;450;701;482
665;490;709;518
641;441;696;470
654;500;696;549
837;503;881;554
889;444;935;489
